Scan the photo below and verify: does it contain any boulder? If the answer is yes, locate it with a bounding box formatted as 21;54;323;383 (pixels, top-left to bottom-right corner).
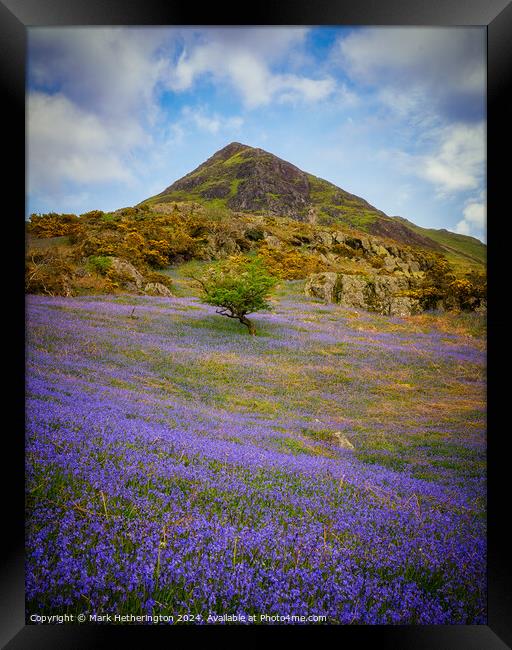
388;296;421;317
382;255;398;272
314;231;333;247
144;282;173;297
331;432;355;449
332;231;348;245
364;275;419;315
109;257;145;289
359;237;372;254
304;272;339;302
264;234;283;249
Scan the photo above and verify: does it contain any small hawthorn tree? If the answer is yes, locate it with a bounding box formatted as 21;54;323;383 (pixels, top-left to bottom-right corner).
194;256;277;335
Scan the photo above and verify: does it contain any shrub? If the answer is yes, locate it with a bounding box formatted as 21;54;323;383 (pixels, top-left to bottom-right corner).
144;272;174;291
27;212;79;238
68;274;116;296
80;210;105;221
25;249;74;296
245;227;265;242
193;256;278;335
87;255;113;275
407;256;486;312
141;239;170;268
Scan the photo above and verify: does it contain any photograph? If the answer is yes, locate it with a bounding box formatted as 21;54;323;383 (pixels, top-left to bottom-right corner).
2;0;509;643
22;23;492;629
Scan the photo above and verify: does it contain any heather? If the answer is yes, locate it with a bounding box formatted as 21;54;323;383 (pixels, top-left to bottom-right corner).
26;287;486;624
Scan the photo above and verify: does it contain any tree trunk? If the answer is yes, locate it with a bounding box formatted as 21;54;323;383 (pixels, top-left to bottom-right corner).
239;315;256;336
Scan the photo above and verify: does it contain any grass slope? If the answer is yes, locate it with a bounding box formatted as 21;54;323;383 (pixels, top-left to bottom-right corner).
393;217;486;271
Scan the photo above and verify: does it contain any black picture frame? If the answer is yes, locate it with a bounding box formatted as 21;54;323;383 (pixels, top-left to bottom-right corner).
2;1;510;647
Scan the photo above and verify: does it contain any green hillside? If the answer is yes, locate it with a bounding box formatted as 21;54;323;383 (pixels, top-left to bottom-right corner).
392;217;486;271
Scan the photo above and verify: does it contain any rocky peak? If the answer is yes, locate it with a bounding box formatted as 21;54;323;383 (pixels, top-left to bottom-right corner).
145;142;486;262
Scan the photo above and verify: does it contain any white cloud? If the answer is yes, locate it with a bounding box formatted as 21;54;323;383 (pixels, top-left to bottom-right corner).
167;28;335;108
454;219;471;236
27;92;143;191
28;28;179;199
463;201;486;227
28;26;335;206
336;27;485;121
455;194;486;239
181;106;243;134
419;123;485;194
29;28;171;121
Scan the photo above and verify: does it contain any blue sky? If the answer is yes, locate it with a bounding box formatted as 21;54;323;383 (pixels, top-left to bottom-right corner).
27;26;486;242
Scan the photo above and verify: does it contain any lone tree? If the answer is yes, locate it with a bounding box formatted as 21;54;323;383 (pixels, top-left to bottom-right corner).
194;256;277;335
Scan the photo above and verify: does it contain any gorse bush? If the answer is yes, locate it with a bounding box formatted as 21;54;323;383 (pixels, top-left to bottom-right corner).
144;271;174;291
25;208;486;310
407;255;486;311
26;249;75;296
27;213;79;238
258;244;322;279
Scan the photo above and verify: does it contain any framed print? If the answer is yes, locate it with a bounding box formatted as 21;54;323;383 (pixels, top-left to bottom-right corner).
2;0;511;647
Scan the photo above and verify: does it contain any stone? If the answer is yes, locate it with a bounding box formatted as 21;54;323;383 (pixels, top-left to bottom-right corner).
109;257;145;289
388;296;421;317
332;231;348;245
144;282;173;297
337;274;368;309
314;231;333;247
307;206;318;224
383;256;398;272
374;244;389;257
331;432;355;449
359;237;372;254
304;272;339;302
264;235;283;249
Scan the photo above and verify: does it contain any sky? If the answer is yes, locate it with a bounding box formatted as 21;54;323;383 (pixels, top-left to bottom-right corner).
27;26;486;242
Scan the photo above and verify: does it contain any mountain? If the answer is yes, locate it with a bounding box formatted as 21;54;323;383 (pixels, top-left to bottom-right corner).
143;142;484;267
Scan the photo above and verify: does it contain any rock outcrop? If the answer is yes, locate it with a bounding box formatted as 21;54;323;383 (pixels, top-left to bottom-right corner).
305;271;421;316
143;282;173;297
109;257;145;291
108;258;173;297
304;272;340;303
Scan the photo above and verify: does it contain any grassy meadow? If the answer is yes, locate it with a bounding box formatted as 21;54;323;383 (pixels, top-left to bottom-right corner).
25;279;486;624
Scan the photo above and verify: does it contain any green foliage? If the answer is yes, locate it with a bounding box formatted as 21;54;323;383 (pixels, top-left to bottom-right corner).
26;248;117;296
80;210;105;220
195;256;278;335
419;256;456;310
395;217;486;270
245;227;265;242
203;203;232;222
87;255;113;275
